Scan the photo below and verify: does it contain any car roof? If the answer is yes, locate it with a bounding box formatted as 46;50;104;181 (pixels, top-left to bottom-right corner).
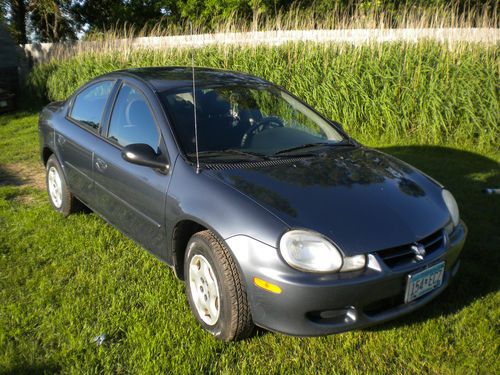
106;67;271;92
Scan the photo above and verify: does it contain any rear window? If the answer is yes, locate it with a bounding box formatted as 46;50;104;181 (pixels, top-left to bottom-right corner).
70;81;115;131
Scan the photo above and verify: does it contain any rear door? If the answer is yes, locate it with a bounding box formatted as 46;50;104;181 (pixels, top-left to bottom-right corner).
58;80;116;205
92;81;171;257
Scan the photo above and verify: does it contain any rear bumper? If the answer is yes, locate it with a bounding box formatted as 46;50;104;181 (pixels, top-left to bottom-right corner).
226;221;467;336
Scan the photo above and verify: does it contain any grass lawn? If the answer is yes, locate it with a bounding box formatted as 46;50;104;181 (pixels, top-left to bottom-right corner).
0;111;499;374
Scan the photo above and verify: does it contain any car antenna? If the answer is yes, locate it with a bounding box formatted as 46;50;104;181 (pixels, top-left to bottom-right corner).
190;22;201;174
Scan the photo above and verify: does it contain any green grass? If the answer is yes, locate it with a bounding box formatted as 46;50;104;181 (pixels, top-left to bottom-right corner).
1;106;499;373
29;41;499;153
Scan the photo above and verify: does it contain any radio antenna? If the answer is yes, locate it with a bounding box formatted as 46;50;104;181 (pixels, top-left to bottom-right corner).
190;22;200;174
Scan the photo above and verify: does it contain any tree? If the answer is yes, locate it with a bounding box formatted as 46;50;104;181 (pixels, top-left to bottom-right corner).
70;0;179;34
0;0;6;23
29;0;75;42
174;0;279;26
3;0;28;44
1;0;75;43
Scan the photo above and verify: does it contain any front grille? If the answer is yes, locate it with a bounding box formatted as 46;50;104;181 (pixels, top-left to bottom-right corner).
376;229;445;268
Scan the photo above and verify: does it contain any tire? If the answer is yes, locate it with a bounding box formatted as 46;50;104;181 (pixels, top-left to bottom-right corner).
184;230;254;341
45;154;78;217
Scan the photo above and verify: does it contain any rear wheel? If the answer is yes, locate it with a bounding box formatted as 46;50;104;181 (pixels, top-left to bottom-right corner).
184;230;254;341
45;154;78;216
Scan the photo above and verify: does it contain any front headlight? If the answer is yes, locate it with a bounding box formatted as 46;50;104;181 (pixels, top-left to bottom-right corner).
279;230;366;273
442;189;460;227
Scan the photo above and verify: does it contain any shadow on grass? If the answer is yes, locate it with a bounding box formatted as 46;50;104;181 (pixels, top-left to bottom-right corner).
364;145;500;331
0;164;26;187
0;161;46;190
0;163;92;213
2;362;61;375
0;108;41;127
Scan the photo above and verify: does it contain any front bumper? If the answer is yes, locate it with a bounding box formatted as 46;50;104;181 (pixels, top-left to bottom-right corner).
226;221;467;336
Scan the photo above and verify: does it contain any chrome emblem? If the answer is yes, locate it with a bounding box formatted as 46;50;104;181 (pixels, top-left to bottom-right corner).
410;243;426;261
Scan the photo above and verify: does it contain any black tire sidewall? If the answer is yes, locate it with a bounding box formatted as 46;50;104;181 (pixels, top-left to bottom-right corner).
46;155;71;215
184;235;233;340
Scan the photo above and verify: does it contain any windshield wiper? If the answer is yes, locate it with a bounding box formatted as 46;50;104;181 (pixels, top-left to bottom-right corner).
190;149;268;161
273;140;354;156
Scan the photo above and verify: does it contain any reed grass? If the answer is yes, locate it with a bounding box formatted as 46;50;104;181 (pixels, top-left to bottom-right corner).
28;41;499;153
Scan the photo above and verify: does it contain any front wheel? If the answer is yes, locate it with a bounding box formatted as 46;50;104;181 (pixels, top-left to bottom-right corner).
184;230;254;341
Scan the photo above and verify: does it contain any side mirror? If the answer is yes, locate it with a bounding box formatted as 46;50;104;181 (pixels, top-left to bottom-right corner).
121;143;169;170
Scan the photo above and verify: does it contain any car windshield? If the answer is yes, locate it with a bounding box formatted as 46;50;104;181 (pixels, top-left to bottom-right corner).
160;84;345;160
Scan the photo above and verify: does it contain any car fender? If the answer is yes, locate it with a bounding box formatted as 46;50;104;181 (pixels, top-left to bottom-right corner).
165;159;289;266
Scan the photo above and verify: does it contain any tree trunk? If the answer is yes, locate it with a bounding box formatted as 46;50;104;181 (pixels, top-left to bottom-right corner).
11;0;27;44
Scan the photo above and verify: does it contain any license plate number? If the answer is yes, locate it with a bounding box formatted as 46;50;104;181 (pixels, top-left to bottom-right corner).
404;262;445;303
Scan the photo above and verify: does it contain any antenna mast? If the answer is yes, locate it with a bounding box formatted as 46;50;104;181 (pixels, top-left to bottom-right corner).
190;22;200;174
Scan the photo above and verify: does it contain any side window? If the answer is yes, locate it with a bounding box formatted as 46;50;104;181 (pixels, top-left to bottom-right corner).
108;83;160;152
70;81;114;130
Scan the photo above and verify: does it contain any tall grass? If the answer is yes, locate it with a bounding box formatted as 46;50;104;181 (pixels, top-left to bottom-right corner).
31;41;499;152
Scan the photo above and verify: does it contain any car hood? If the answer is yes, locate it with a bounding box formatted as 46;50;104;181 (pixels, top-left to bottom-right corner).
206;147;450;255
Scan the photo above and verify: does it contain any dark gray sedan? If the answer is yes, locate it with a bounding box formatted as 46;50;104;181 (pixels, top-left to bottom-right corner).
39;67;467;341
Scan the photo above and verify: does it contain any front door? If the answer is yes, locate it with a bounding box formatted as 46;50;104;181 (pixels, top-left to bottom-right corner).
92;82;170;257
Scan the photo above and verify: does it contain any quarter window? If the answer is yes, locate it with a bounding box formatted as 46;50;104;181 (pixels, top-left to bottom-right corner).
70;81;114;130
108;83;160;152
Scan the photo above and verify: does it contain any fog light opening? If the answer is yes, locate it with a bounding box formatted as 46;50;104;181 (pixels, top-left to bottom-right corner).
308;307;357;325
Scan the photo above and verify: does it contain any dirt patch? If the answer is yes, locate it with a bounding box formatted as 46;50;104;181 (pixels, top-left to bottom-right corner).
0;163;45;190
6;193;38;205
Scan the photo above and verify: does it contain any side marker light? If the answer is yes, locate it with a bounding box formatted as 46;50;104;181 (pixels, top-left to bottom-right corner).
253;277;282;294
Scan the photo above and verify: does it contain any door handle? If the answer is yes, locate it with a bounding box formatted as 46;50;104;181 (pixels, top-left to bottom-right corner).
95;158;108;172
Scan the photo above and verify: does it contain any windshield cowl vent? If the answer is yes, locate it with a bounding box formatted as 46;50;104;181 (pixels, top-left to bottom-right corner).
204;157;311;170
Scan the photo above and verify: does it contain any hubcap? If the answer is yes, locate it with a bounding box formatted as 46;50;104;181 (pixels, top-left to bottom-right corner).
189;254;220;326
48;166;62;208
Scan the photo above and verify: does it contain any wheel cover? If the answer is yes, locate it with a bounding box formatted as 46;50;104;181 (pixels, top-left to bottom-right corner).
189;254;221;326
48;166;62;208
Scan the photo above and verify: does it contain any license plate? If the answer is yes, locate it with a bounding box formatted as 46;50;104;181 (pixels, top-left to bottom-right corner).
0;100;7;108
404;261;445;303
